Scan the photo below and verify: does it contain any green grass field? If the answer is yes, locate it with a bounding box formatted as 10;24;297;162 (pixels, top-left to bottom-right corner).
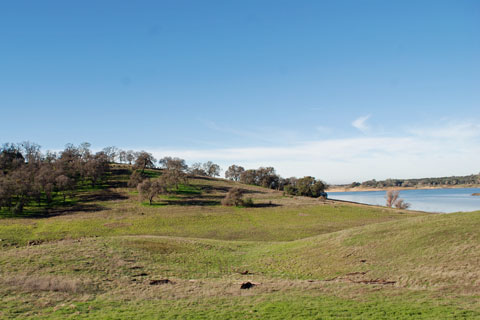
1;167;479;319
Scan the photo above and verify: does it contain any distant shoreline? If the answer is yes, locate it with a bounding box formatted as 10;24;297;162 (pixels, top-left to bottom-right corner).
328;184;480;193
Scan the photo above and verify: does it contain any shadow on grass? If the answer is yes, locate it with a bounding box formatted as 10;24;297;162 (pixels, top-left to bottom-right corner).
107;179;128;188
0;188;127;219
175;184;202;195
142;199;221;207
195;184;264;195
0;202;106;219
164;199;220;206
248;202;281;208
142;169;163;178
189;175;216;181
43;203;106;217
140;198;281;208
78;189;128;202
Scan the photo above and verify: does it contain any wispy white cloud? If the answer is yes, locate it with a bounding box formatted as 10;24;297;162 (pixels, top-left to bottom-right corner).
134;119;480;184
407;121;480;139
352;115;371;133
200;119;304;145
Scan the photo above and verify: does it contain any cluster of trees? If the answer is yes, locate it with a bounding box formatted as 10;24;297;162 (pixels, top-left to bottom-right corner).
188;161;221;177
359;174;480;189
0;141;224;209
128;156;189;205
224;165;328;198
0;142;110;214
137;169;188;205
283;176;328;198
230;166;280;189
101;147;222;178
1;140;329;211
127;155;225;205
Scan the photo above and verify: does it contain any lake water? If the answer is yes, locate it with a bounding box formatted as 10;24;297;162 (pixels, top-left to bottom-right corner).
328;188;480;213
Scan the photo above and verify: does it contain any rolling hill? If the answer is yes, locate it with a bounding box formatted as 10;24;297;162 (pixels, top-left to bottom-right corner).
0;166;479;319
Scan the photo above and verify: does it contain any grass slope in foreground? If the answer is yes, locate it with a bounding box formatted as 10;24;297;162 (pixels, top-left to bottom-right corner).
0;168;479;319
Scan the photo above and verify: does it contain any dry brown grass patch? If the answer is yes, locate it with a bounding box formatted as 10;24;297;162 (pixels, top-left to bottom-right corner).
1;274;94;293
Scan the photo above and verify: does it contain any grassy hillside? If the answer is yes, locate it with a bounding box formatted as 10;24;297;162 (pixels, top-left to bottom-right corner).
1;167;479;319
249;211;480;289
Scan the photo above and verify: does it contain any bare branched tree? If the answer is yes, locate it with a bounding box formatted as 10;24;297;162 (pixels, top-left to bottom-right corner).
386;190;410;209
126;150;135;165
158;157;188;172
161;169;188;189
137;179;167;205
189;162;207;176
203;161;221;177
56;175;75;203
225;165;245;181
102;146;119;163
133;151;156;173
385;190;400;207
137;170;185;205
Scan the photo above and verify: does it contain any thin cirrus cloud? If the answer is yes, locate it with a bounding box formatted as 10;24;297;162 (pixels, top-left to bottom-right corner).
146;120;480;184
352;115;371;133
201;119;305;145
407;122;480;139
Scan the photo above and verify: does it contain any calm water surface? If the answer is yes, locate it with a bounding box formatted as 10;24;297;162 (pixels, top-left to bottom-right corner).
328;188;480;213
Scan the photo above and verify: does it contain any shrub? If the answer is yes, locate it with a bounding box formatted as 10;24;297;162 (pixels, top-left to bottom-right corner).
242;197;254;207
222;188;247;207
394;199;411;209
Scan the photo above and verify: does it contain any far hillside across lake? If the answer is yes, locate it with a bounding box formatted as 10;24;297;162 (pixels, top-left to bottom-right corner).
328;188;480;213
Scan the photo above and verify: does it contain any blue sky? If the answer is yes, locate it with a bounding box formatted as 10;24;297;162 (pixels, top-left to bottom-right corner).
1;0;479;183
